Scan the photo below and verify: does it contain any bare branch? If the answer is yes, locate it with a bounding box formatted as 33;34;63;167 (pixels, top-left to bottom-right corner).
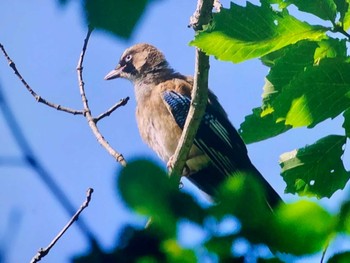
76;27;127;166
0;43;84;115
94;96;130;123
170;0;213;178
30;188;94;263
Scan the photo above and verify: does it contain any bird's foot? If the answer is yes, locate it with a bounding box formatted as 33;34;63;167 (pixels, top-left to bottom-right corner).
167;155;190;176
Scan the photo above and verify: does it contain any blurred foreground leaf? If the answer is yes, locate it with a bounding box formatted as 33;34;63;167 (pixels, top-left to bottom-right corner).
118;159;205;236
83;0;153;38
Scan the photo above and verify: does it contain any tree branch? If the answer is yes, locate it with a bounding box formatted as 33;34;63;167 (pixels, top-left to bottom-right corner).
0;43;84;115
170;0;213;178
76;27;127;166
94;96;130;123
30;188;94;263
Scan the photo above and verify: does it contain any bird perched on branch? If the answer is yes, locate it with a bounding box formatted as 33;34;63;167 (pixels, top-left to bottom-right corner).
105;43;282;209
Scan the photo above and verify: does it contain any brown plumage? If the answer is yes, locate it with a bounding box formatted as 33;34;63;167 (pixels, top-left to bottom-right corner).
105;43;282;208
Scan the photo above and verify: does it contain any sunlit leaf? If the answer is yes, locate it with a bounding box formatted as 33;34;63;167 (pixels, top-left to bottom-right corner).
314;38;347;62
190;2;326;63
270;58;350;128
280;135;350;198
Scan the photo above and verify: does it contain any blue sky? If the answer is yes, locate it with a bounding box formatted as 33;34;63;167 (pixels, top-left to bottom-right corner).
1;0;349;262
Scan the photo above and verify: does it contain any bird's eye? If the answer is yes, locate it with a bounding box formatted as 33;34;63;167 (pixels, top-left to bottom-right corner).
125;54;132;62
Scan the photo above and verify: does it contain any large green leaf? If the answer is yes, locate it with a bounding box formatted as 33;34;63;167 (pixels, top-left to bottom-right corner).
286;0;337;22
270;58;350;128
190;2;326;63
83;0;152;39
262;41;318;107
280;135;350;198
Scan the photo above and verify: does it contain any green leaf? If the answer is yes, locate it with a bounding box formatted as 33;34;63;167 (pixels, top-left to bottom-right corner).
262;41;318;107
118;159;204;235
343;108;350;138
280;135;350;198
334;0;350;30
204;235;236;259
162;239;197;263
211;173;275;245
270;58;350;128
314;38;348;63
190;2;326;63
286;0;337;22
272;200;334;255
239;107;291;144
337;201;350;233
327;251;350;263
83;0;151;39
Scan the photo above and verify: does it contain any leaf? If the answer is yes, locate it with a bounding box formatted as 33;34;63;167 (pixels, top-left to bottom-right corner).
117;159;204;235
334;0;350;30
280;135;350;198
337;201;350;233
262;41;318;107
343;108;350;138
210;173;275;245
271;200;334;255
327;251;350;263
314;38;348;63
286;0;337;22
270;58;350;128
190;2;326;63
239;107;291;144
83;0;151;39
162;239;197;263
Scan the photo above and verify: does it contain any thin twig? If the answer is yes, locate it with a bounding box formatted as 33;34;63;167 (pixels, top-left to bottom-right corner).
94;96;130;123
170;0;213;178
320;242;329;263
30;188;94;263
0;43;84;115
76;27;127;166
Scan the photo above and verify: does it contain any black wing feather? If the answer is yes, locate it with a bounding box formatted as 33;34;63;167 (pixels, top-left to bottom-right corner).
162;90;282;207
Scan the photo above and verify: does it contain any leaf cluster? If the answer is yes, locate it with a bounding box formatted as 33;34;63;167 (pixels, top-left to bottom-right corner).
74;159;350;262
191;0;350;199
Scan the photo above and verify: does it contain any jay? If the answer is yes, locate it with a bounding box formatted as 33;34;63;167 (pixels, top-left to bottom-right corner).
105;43;282;209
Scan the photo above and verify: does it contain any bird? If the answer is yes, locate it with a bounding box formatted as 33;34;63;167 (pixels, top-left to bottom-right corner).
104;43;282;209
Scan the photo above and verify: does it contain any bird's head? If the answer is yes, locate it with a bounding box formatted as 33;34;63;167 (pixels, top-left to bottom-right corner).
104;43;170;83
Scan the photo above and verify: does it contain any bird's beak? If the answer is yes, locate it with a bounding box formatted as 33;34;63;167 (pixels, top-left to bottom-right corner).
104;64;126;80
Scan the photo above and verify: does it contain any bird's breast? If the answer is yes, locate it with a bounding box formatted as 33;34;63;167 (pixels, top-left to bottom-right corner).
136;98;182;162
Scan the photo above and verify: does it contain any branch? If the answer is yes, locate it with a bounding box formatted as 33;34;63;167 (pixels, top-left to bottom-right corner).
94;97;130;123
0;43;84;115
170;0;213;178
76;27;127;166
30;188;94;263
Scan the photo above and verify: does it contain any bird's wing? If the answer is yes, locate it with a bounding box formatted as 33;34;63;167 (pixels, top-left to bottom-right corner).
161;90;252;177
